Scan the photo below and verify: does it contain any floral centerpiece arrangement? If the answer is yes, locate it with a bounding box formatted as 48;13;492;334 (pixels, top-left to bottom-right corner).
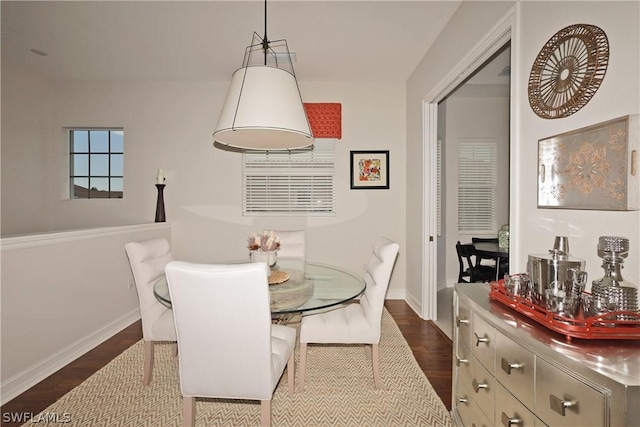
248;230;280;267
247;230;281;252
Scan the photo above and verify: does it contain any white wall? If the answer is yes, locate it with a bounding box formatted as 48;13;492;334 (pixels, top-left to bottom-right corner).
1;71;53;235
0;69;408;399
407;1;639;315
444;96;510;285
1;15;408;402
514;1;640;288
1;76;407;295
0;223;171;402
171;80;407;296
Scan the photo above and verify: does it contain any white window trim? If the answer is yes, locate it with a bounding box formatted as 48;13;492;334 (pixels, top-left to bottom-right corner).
68;128;124;200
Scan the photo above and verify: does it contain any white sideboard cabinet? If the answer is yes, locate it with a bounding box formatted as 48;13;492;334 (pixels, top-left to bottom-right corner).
452;283;640;427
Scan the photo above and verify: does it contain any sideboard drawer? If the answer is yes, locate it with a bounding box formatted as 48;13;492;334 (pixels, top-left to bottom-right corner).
469;399;493;427
471;312;495;373
456;298;472;350
536;358;607;427
455;382;494;427
454;383;474;427
467;355;495;424
455;340;473;390
495;331;535;410
495;382;544;427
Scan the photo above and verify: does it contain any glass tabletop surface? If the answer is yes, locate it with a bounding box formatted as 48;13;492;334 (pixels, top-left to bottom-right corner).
153;259;366;314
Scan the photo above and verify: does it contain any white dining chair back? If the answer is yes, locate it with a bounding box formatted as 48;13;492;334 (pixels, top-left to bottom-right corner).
273;229;306;261
359;237;401;342
124;237;177;385
298;237;399;391
165;261;296;427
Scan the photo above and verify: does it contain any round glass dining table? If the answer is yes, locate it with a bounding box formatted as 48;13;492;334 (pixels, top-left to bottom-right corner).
153;259;366;315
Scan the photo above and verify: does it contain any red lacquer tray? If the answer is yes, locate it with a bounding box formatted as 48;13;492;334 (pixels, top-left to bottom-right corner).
489;280;640;341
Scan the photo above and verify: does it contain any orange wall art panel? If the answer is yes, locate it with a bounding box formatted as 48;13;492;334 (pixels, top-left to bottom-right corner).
304;103;342;139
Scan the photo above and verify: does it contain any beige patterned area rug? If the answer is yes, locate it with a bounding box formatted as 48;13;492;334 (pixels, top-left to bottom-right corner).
24;310;452;426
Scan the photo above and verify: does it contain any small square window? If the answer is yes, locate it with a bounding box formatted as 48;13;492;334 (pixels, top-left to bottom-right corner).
69;129;124;199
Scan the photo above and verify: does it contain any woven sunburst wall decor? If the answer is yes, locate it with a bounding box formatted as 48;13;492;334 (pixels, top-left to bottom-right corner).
528;24;609;119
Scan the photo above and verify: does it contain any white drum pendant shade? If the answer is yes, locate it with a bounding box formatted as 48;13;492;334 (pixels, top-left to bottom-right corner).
213;66;314;150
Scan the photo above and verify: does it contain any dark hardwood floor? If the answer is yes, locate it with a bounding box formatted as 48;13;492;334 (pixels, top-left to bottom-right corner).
385;300;453;410
1;300;452;426
1;322;143;427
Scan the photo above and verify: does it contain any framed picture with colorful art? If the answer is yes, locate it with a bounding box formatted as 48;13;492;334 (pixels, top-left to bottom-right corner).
350;150;390;189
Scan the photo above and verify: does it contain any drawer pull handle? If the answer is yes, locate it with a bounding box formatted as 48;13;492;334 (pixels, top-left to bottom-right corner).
501;412;522;427
456;317;470;327
472;378;489;393
501;357;524;374
550;394;578;416
457;396;469;406
474;332;490;346
456;356;469;367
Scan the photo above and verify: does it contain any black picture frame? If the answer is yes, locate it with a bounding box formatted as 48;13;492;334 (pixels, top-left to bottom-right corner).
350;150;390;189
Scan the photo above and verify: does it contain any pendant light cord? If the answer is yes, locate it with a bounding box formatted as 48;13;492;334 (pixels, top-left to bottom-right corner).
262;0;269;65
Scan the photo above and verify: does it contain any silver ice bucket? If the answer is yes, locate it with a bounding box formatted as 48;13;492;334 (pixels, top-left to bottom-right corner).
527;237;585;305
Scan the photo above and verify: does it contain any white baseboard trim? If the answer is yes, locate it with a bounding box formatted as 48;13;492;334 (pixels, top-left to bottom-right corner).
386;289;405;300
1;309;141;404
404;293;424;319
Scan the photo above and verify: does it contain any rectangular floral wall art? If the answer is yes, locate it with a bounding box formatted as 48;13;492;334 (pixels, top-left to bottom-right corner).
538;115;638;210
350;150;389;189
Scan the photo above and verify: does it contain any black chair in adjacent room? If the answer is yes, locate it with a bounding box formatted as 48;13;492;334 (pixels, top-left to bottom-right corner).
471;237;499;267
456;241;496;283
472;237;509;278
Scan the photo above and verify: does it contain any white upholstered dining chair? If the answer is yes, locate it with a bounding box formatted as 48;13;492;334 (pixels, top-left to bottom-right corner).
273;229;306;261
124;237;177;386
165;261;296;427
298;237;399;391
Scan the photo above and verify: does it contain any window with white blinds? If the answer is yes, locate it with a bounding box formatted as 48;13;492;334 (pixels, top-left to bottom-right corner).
457;138;497;233
242;140;335;216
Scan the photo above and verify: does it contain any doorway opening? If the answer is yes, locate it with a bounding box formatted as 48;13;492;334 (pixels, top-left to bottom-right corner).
433;42;511;338
420;11;515;337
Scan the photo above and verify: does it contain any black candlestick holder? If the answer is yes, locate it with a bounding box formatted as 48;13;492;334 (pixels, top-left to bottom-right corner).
155;184;166;222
